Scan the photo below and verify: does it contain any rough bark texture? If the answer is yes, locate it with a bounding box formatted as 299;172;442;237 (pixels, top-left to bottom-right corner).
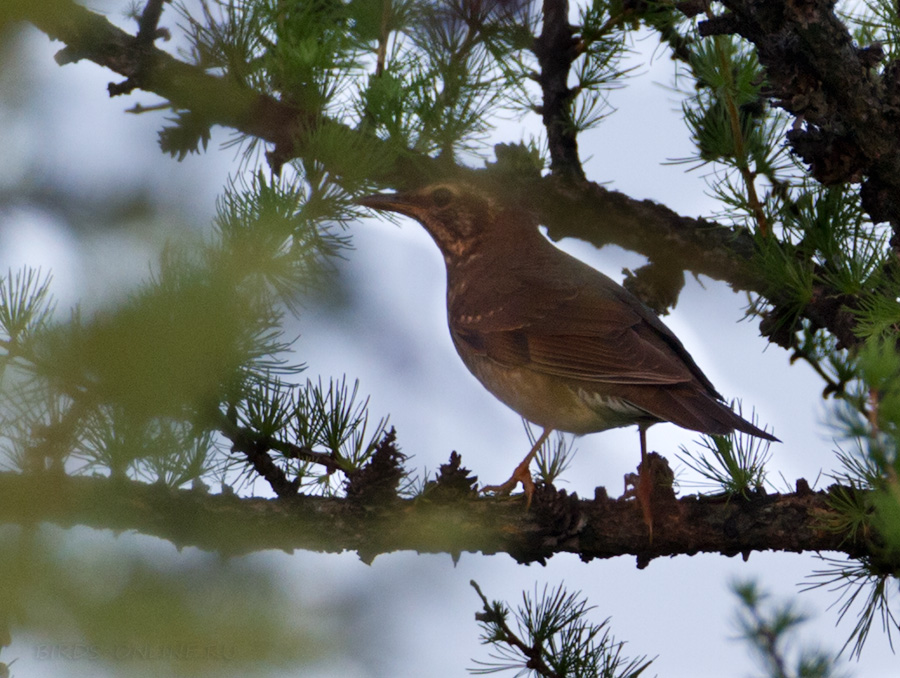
706;1;900;230
533;0;585;180
0;470;881;569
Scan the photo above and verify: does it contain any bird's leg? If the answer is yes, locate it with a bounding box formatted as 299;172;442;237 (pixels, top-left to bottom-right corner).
636;424;654;540
481;427;552;507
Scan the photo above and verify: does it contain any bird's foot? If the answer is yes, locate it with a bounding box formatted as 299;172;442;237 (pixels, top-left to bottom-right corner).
623;470;654;541
481;459;536;508
624;452;676;542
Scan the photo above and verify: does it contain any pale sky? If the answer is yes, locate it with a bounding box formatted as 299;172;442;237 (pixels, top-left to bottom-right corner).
2;5;896;677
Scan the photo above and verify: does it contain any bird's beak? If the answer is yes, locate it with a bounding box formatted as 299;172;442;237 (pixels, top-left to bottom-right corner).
356;192;421;219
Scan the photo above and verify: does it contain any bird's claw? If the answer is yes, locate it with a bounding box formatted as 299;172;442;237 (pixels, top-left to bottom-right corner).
481;463;536;509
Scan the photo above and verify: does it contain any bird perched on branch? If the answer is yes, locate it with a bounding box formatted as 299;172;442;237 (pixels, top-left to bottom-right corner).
358;182;777;524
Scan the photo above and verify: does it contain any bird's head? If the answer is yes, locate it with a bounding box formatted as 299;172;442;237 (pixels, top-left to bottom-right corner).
357;183;500;263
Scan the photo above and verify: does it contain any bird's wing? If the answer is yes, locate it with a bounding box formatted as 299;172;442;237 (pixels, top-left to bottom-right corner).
452;286;697;386
526;325;695;385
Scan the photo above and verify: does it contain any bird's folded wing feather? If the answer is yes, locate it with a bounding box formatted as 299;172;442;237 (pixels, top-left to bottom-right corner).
452;289;695;386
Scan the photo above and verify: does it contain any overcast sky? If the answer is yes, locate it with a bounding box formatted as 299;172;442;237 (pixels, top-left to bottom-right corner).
2;5;897;677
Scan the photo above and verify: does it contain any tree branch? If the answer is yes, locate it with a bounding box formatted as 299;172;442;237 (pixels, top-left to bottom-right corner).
702;1;900;229
0;470;884;569
6;0;762;289
20;1;764;280
19;0;428;179
16;0;867;349
134;0;169;47
533;0;585;180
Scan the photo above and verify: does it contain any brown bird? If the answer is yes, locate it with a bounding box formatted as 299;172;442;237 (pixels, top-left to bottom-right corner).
358;182;777;511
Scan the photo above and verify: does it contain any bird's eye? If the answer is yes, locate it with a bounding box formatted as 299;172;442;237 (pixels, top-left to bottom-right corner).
431;187;454;207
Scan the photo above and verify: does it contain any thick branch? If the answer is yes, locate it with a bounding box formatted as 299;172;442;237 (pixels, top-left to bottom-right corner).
0;471;883;569
532;179;761;289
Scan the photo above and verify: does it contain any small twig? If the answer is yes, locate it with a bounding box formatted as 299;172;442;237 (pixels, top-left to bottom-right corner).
217;412;297;497
790;346;846;399
595;11;627;37
706;9;769;236
235;436;300;497
417;2;486;155
266;437;345;473
746;601;791;678
213;404;357;496
109;0;171;96
374;0;391;77
533;0;585;181
471;581;561;678
125;102;172;114
867;388;880;433
135;0;170;46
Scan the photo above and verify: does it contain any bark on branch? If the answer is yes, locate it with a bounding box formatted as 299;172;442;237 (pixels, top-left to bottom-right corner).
0;470;882;570
534;0;585;180
706;1;900;229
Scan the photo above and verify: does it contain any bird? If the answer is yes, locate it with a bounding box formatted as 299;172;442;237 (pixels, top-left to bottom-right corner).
358;181;777;517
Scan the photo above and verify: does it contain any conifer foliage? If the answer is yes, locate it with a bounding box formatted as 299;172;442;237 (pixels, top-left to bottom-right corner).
2;0;900;675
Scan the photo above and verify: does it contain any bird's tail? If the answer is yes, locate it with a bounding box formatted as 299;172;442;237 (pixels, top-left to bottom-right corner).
622;384;779;442
713;399;779;442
